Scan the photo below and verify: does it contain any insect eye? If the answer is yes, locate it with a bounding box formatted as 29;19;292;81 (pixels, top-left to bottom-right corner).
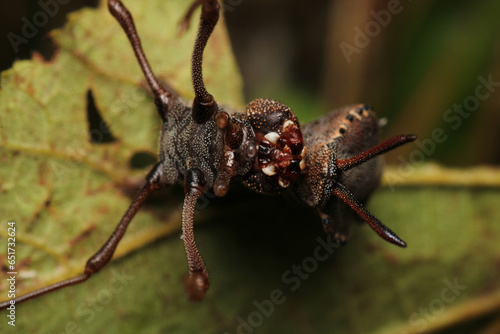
245;143;256;158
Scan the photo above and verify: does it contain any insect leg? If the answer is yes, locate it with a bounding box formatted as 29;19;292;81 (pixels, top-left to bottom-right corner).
84;163;167;274
108;0;174;120
0;163;167;310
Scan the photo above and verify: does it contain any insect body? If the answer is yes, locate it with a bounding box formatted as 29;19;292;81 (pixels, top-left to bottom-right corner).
0;0;415;308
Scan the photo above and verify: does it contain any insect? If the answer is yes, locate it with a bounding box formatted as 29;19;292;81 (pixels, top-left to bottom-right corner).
0;0;415;308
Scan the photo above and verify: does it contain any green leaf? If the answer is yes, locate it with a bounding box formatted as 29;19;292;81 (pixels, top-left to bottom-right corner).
1;1;500;334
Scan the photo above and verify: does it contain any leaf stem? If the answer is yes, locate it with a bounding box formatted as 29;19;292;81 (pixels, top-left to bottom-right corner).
383;163;500;188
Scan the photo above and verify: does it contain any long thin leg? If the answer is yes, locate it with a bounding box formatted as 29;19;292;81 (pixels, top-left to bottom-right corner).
336;134;416;171
108;0;174;120
189;0;220;124
181;168;209;301
0;164;166;310
332;182;407;248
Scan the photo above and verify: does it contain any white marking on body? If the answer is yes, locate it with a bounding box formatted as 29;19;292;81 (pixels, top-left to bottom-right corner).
300;159;306;170
264;132;280;145
349;109;363;120
279;177;290;188
282;119;295;132
262;164;277;176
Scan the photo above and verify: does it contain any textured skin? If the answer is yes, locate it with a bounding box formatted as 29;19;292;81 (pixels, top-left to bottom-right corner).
158;96;225;187
292;104;382;243
242;98;305;195
157;95;382;245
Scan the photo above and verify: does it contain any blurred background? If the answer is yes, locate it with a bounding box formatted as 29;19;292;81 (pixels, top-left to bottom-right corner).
1;0;499;166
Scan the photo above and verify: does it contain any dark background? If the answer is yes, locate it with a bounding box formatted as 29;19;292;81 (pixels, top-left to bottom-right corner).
1;0;499;166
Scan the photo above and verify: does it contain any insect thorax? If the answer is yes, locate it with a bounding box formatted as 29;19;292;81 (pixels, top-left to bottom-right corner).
158;97;225;187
